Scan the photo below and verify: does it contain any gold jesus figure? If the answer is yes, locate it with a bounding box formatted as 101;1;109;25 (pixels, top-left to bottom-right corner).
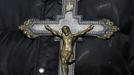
45;25;94;75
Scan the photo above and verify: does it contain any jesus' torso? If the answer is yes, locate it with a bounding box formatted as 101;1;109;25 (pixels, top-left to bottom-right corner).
61;34;75;52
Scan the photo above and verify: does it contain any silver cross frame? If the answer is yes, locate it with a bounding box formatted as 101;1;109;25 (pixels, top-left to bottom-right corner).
19;0;119;75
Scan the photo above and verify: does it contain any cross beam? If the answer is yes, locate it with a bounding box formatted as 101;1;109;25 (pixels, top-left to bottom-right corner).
19;0;119;75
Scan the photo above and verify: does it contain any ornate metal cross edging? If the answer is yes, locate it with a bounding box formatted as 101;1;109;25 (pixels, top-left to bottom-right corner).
19;0;119;75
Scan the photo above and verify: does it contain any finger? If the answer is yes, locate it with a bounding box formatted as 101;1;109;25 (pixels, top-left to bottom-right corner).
46;24;48;26
44;24;47;26
89;25;94;28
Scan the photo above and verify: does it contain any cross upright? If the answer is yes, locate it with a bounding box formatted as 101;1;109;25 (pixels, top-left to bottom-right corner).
19;0;119;75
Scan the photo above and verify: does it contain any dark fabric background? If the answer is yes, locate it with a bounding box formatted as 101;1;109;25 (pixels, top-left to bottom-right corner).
0;0;134;75
0;0;62;30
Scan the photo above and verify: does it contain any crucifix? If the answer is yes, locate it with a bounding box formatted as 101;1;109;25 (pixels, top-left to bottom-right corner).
19;0;119;75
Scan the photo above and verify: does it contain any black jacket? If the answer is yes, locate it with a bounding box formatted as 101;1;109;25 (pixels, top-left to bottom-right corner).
0;0;134;75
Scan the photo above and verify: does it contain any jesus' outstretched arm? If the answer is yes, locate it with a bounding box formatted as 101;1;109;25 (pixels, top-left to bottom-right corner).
74;25;94;37
44;25;62;37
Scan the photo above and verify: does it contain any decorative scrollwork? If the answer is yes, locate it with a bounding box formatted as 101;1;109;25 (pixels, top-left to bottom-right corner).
66;0;74;12
18;19;34;38
97;19;119;39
